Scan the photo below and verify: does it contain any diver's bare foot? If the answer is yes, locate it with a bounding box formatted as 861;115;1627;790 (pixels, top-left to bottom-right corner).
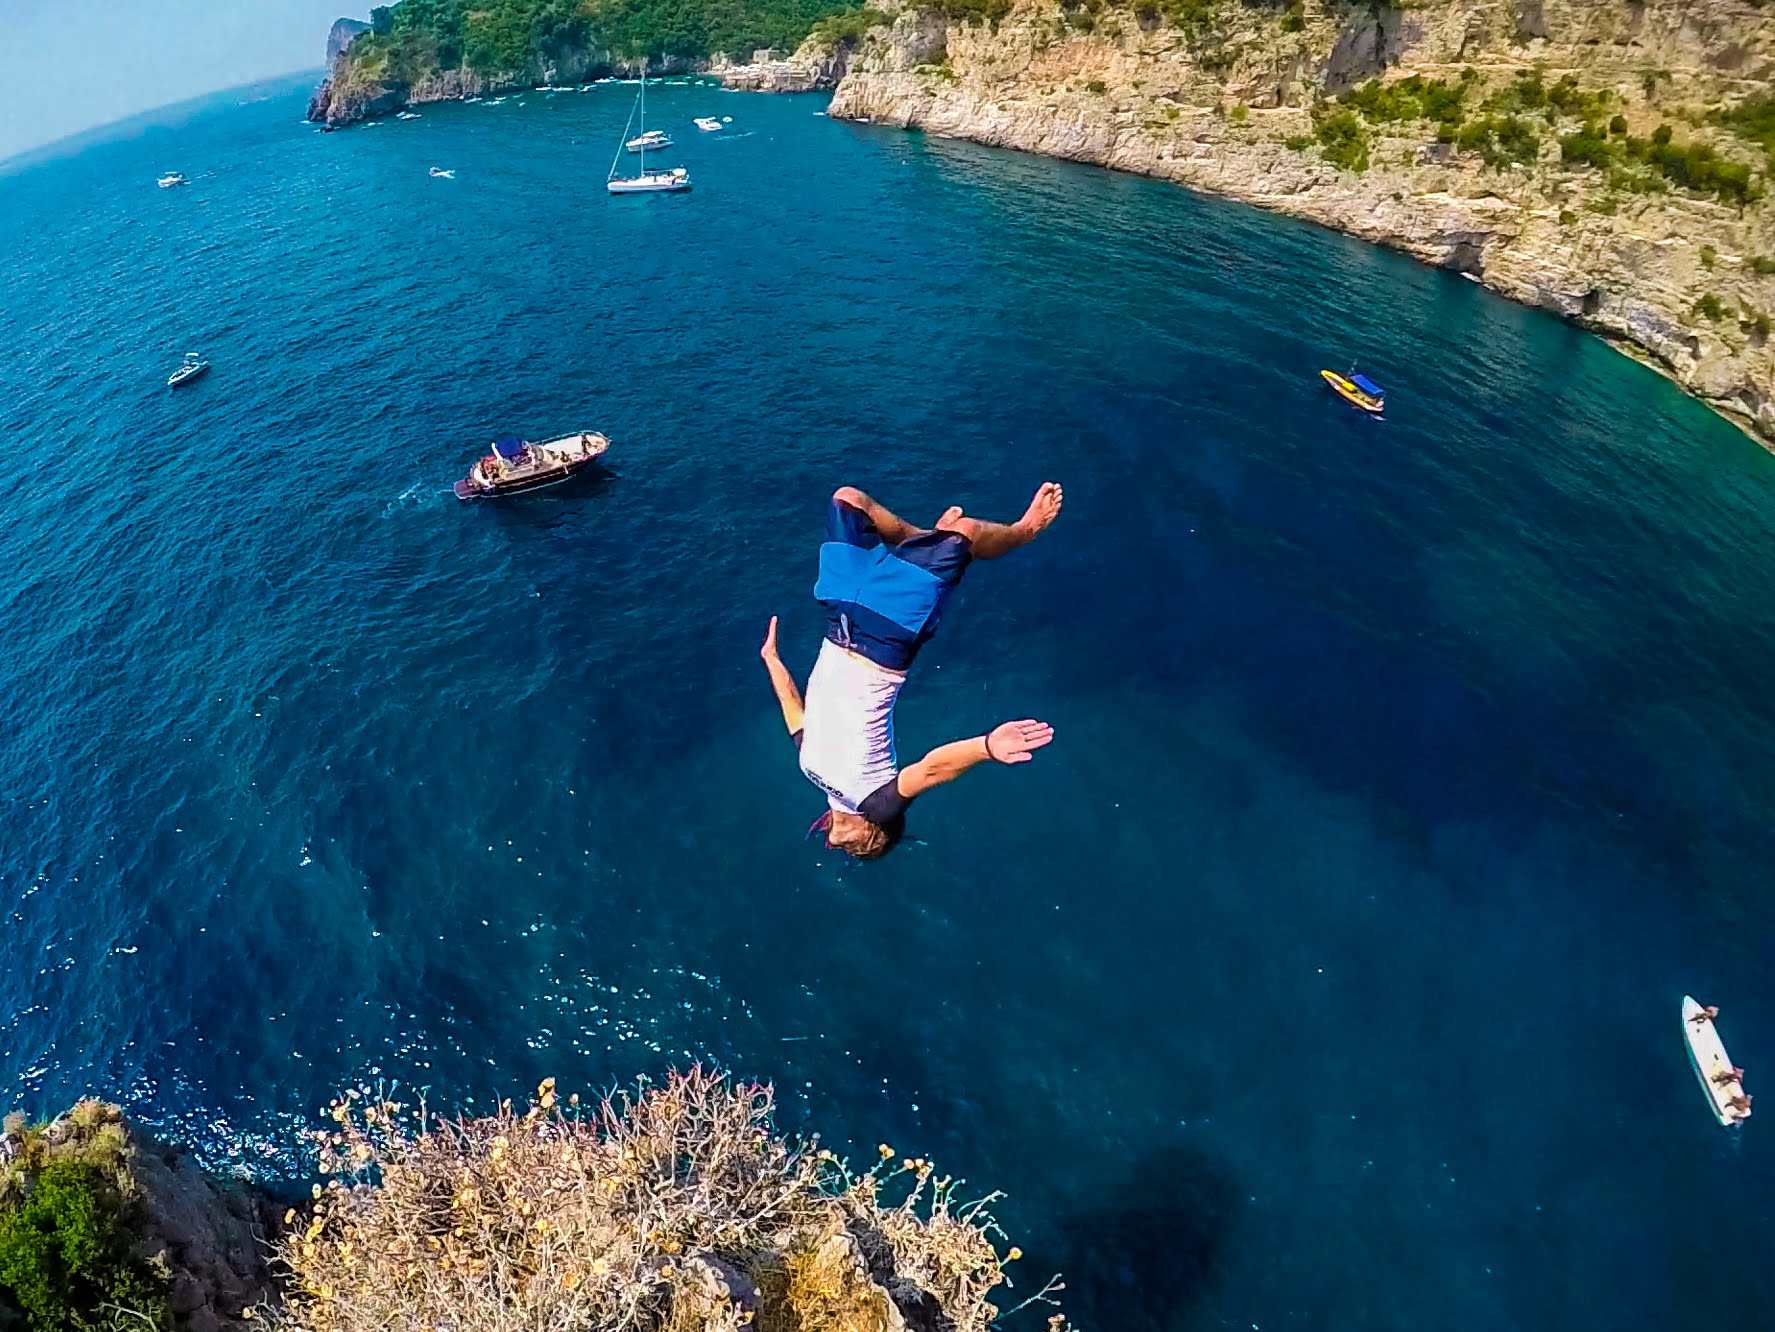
1016;482;1063;538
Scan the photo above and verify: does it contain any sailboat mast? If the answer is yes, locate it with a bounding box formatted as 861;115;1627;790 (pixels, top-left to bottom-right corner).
638;58;646;172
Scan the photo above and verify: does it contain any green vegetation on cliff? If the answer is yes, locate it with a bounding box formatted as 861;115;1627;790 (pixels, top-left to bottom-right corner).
355;0;861;72
1306;65;1762;198
0;1105;172;1332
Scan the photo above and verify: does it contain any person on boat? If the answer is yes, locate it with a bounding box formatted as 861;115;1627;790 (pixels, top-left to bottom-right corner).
760;482;1063;860
1713;1066;1747;1086
1693;1004;1721;1026
1726;1092;1753;1118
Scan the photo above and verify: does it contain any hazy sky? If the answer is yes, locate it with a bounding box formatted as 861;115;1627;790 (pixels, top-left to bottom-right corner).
0;0;361;161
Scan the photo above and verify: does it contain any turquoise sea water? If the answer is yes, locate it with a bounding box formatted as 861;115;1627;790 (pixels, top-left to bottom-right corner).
5;74;1775;1329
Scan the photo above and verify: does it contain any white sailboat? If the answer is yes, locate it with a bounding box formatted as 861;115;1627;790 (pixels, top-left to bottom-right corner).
607;66;689;195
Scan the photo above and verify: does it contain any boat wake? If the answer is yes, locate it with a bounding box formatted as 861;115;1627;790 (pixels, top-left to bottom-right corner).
381;481;432;516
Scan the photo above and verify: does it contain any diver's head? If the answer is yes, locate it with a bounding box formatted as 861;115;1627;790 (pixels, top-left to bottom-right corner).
821;809;899;861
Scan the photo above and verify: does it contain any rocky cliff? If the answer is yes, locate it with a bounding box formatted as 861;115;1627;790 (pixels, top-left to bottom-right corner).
816;0;1775;447
325;17;370;65
1;1102;279;1332
307;44;642;126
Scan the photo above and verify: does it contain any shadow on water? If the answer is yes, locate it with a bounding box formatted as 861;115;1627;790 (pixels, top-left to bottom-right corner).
1050;1143;1241;1332
471;467;620;529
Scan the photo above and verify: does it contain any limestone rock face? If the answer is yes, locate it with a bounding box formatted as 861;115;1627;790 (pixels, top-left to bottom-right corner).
325;18;371;65
828;0;1775;447
714;28;882;91
306;46;700;127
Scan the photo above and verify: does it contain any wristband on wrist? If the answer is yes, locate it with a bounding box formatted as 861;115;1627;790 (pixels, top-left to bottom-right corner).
983;732;999;762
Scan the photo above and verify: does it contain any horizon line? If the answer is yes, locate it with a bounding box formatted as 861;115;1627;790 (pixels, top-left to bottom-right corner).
0;68;326;174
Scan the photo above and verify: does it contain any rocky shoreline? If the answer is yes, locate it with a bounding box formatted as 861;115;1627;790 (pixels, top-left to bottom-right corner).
744;1;1775;450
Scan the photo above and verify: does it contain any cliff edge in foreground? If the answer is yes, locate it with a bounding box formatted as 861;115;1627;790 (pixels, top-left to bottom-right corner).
819;0;1775;447
0;1101;276;1332
0;1071;1057;1332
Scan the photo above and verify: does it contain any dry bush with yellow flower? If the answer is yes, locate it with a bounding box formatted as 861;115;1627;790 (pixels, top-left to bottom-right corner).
264;1066;1065;1332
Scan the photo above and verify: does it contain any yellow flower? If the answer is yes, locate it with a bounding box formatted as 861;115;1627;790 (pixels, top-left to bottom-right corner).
878;1144;893;1158
283;1209;296;1225
1006;1247;1022;1262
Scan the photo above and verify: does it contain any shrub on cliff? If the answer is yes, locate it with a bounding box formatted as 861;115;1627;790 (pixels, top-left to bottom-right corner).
1455;115;1539;169
1340;74;1468;130
266;1067;1063;1332
809;7;891;45
1313;110;1369;172
1717;94;1775;165
0;1155;172;1332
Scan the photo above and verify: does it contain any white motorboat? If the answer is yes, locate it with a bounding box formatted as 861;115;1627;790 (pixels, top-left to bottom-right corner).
396;110;421;120
167;352;209;388
694;117;722;132
608;72;690;195
428;167;456;178
1684;997;1752;1127
157;172;188;188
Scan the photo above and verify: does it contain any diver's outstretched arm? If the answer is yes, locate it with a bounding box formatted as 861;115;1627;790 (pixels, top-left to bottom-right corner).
898;719;1055;799
760;616;804;735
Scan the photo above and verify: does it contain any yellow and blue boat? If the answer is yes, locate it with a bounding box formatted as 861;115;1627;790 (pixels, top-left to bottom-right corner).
1320;368;1386;415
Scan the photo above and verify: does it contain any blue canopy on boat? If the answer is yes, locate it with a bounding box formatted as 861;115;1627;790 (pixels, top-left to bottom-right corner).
494;436;526;460
1351;374;1385;397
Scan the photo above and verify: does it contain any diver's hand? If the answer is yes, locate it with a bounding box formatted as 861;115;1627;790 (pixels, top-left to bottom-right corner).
986;719;1054;764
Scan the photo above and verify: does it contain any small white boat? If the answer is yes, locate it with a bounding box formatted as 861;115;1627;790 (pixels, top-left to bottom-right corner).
694;117;722;133
1683;996;1751;1127
157;172;188;189
428;167;455;179
626;129;673;152
721;116;732;124
397;110;421;120
167;352;209;388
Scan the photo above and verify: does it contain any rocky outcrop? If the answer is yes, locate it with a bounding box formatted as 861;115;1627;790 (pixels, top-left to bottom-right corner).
712;36;860;91
827;0;1775;447
325;17;371;64
307;46;630;126
2;1102;279;1332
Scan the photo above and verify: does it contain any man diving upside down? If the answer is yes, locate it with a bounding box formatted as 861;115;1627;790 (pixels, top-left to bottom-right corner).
760;482;1064;860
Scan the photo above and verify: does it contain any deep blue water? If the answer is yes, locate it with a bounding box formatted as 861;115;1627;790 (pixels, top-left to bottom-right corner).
5;73;1775;1329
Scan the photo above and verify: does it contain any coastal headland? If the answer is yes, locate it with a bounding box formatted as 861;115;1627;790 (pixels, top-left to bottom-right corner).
309;1;1775;450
